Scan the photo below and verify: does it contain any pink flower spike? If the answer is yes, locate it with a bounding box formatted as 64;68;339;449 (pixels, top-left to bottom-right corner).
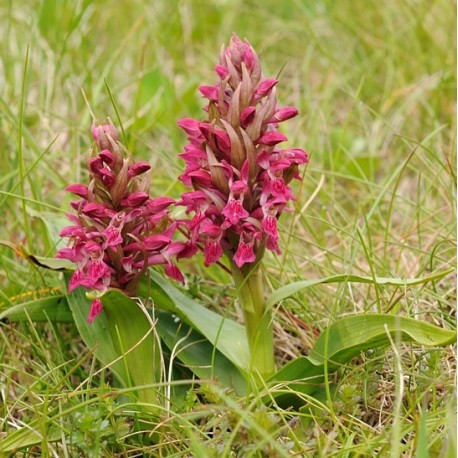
258;131;288;146
66;184;89;199
87;298;103;324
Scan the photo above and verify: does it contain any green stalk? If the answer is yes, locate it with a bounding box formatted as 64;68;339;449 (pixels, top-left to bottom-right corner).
231;261;275;382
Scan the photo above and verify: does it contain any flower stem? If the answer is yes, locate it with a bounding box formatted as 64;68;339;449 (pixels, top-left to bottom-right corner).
231;261;275;382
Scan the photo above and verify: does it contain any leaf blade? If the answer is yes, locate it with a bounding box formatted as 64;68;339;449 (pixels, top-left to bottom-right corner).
266;269;454;308
143;270;250;372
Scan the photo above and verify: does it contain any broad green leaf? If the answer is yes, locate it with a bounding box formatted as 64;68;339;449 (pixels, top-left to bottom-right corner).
309;314;456;367
65;277;129;387
155;309;247;396
0;424;61;454
0;294;73;322
101;290;161;406
266;269;454;308
271;314;456;404
26;208;69;251
26;255;74;271
143;270;250;372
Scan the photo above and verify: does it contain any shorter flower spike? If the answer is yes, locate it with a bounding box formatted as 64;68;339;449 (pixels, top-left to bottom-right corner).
57;120;189;323
177;34;308;268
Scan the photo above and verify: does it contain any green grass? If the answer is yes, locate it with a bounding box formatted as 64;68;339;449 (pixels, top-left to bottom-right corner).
0;0;456;456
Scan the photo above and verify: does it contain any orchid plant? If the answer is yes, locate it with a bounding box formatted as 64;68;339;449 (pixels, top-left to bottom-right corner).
5;34;454;413
176;34;308;379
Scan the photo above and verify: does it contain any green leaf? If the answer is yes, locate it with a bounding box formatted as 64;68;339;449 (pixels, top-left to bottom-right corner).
155;310;247;396
142;270;250;372
16;245;74;271
65;277;129;387
266;269;454;308
0;424;62;454
101;290;161;406
67;284;161;406
309;314;456;367
0;294;73;322
271;314;456;405
26;255;74;271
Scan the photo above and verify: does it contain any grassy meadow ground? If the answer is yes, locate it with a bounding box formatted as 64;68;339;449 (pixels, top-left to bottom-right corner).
0;0;456;456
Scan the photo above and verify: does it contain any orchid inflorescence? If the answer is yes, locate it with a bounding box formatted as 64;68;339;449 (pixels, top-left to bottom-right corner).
57;123;190;322
58;33;307;333
177;33;308;268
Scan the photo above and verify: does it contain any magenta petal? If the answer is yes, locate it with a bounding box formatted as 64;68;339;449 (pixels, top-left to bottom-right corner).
262;215;278;238
121;255;134;273
120;192;150;208
233;241;256;268
273;106;298;122
266;235;281;254
83;202;115;218
128;162;151;178
254;79;278;99
215;64;229;79
165;263;184;283
66;184;89;199
99;149;115;166
69;269;85;292
199;84;219;101
146;196;175;213
89;157;104;174
213;129;231;154
222;199;249;226
240;106;256;127
103;226;123;248
258;131;287;146
203;240;223;266
177;118;203;136
87;298;103;324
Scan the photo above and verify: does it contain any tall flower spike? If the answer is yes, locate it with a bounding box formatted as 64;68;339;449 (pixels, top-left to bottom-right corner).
177;33;308;269
57;120;188;323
